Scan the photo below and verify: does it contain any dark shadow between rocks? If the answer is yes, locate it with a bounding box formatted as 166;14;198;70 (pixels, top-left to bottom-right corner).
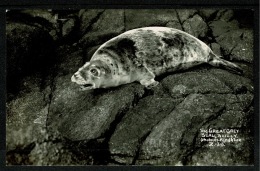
232;9;254;29
6;22;57;101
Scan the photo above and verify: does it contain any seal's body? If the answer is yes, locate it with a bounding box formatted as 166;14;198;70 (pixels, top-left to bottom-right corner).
71;27;242;90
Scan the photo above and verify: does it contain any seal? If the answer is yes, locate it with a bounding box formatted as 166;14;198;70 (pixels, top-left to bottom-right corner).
71;27;243;90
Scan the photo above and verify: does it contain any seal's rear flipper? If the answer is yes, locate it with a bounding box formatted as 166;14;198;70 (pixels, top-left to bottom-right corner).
209;57;243;75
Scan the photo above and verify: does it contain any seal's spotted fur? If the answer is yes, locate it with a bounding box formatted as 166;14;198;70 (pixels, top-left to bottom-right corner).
71;27;242;90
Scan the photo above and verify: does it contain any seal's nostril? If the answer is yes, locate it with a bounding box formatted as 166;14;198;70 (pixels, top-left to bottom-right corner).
74;73;79;78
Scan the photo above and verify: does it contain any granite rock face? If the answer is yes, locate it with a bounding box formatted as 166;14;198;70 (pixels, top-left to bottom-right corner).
6;9;254;165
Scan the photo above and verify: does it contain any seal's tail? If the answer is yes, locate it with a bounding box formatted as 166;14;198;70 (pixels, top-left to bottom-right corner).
209;53;243;75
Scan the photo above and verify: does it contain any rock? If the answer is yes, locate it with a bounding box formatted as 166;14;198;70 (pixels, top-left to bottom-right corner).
165;20;183;31
228;29;253;62
209;20;240;37
6;82;51;152
78;9;105;35
188;144;253;165
198;9;218;21
45;47;86;139
135;94;224;165
210;20;253;63
6;22;55;99
80;9;125;47
55;46;84;76
232;9;254;29
20;9;58;24
210;43;222;56
28;142;76;165
175;9;197;23
109;96;182;164
92;9;124;33
47;80;145;141
84;45;101;62
7;10;60;40
125;9;179;30
6;142;36;165
62;18;76;37
187;99;254;165
161;70;232;99
183;14;208;38
215;10;234;22
236;62;253;80
208;69;253;94
216;29;253;63
136;92;253;165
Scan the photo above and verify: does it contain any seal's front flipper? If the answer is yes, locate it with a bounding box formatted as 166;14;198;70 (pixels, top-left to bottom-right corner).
140;78;159;88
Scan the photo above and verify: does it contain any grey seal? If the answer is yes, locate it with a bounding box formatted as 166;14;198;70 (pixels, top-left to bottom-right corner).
71;27;242;90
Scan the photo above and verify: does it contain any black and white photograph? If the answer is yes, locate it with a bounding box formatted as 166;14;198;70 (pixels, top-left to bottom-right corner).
4;8;257;167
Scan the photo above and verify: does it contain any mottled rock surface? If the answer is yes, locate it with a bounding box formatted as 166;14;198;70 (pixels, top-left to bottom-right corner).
6;9;254;166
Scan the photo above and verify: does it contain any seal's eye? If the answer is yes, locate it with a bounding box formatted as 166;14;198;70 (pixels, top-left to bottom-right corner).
90;68;99;76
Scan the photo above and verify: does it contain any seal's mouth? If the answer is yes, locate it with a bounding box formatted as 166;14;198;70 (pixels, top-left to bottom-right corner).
82;84;92;87
80;83;94;90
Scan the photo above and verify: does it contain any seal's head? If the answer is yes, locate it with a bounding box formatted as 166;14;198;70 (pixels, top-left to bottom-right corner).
71;60;112;90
